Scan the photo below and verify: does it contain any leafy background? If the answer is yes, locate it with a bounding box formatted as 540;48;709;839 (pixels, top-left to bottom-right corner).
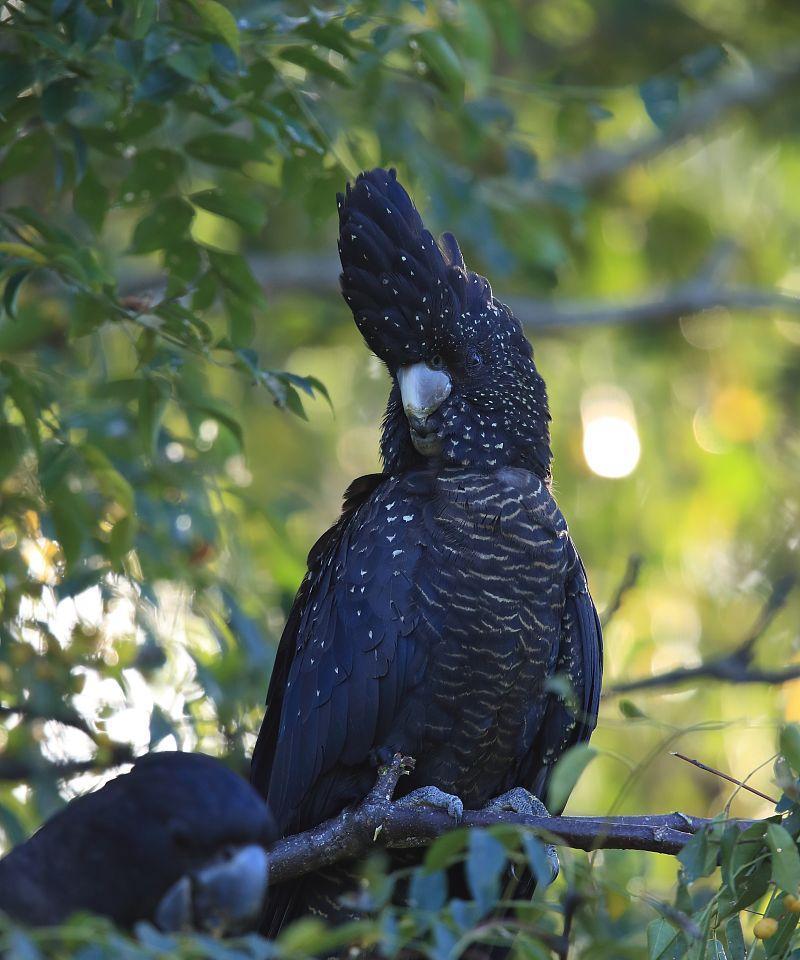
2;0;800;957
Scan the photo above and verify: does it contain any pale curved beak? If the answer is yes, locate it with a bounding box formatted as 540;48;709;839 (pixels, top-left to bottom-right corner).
155;844;269;935
397;363;451;422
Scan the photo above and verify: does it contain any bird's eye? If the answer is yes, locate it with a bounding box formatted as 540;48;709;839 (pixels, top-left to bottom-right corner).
466;348;483;369
428;353;444;370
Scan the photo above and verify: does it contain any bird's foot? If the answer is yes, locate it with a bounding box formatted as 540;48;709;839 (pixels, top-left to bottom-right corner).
483;787;549;818
396;785;464;822
155;844;269;934
482;788;559;886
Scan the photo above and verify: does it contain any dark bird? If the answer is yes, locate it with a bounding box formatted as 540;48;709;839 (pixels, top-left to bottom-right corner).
0;752;276;932
251;167;602;931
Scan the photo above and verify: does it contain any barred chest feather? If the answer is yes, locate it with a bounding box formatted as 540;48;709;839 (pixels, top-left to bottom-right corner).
346;467;574;807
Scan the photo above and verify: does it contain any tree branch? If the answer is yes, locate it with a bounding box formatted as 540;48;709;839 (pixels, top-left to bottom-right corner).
0;747;135;783
546;46;800;191
600;554;643;629
607;574;797;696
265;756;750;887
234;252;800;332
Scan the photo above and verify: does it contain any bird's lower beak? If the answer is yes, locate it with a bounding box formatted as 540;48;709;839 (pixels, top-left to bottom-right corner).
397;362;451;456
155;844;269;935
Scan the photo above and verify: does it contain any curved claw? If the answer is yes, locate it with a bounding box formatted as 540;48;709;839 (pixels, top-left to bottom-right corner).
483;787;550;818
483;788;559;886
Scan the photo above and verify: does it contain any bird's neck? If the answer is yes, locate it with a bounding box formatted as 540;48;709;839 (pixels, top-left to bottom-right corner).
380;389;553;483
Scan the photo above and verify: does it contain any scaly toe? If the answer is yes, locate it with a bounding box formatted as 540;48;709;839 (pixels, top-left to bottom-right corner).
483;787;550;818
483;789;559;886
397;785;464;822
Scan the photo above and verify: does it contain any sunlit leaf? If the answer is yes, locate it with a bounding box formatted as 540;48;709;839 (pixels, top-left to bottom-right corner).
189;0;240;55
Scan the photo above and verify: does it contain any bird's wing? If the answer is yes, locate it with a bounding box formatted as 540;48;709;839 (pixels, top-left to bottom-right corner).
522;537;603;812
250;471;428;834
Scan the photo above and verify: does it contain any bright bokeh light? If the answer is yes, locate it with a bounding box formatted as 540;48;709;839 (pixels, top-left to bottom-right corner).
581;386;641;479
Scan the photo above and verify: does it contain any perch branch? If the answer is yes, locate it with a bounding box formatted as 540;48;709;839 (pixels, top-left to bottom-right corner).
607;574;797;696
265;756;750;887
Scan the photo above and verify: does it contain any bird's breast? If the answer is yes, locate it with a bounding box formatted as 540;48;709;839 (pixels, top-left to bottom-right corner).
393;469;568;804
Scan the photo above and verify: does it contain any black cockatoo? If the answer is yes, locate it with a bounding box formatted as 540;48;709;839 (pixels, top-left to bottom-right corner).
0;752;276;932
251;168;602;931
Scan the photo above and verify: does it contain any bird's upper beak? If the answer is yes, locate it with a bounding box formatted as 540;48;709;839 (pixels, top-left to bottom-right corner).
397;362;451;456
155;844;269;935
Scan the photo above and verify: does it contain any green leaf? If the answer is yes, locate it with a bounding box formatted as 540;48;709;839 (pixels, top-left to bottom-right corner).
647;918;678;960
0;58;35;110
282;381;307;420
724;916;745;960
74;168;109;232
164;240;203;285
132;0;157;39
465;830;506;915
424;828;467;871
279;47;353;87
0;130;50;181
120;148;185;202
705;939;727;960
189;402;244;449
185;133;262;168
189;0;240;55
415;31;465;101
206;248;265;305
640;75;681;131
767;823;800;893
547;743;596;813
135;66;187;103
190;187;266;232
780;724;800;773
3;270;29;318
83;445;135;516
0;423;25;480
679;825;719;882
408;867;447;912
619;699;647;719
191;271;217;311
130;197;195;254
225;295;254;347
138;379;169;456
41;77;79;124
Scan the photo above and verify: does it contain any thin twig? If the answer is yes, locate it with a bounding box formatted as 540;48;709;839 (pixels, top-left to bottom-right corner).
607;575;796;696
671;752;778;805
601;554;643;628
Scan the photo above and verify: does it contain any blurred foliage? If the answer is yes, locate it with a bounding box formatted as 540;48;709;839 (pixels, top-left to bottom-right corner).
2;0;800;957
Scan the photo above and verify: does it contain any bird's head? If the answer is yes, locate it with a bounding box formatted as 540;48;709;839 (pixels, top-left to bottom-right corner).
338;168;552;480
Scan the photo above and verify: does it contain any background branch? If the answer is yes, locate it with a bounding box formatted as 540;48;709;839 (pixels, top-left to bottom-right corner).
546;46;800;190
0;748;135;783
607;574;797;696
122;250;800;333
